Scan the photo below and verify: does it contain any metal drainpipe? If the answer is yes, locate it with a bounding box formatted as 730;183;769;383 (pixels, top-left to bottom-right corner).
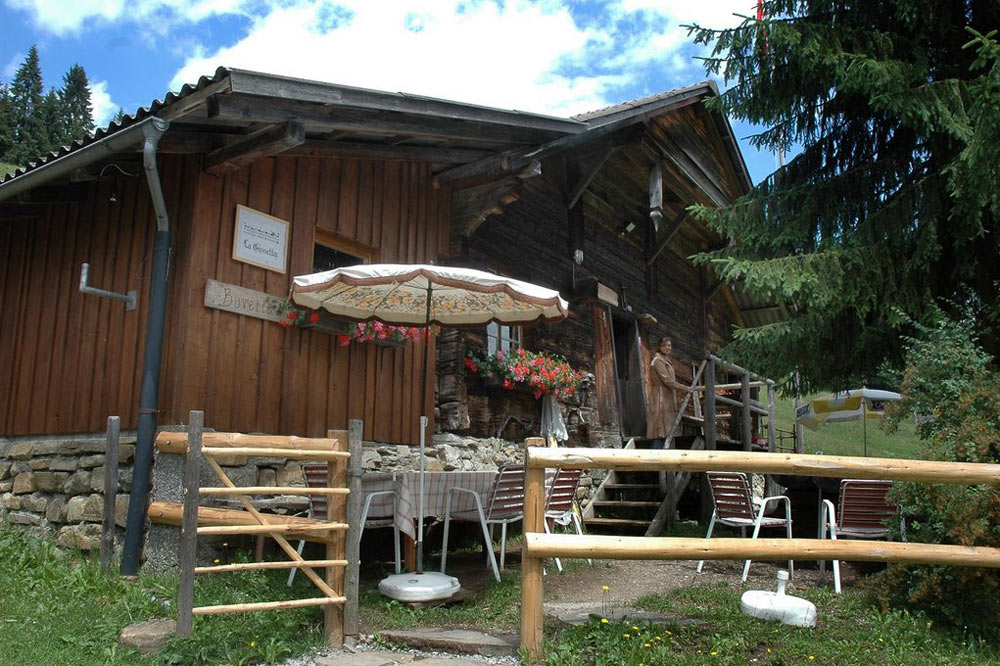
121;117;171;575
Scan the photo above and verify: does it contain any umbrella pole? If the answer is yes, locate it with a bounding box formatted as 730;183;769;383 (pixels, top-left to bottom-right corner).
863;398;867;457
416;284;433;575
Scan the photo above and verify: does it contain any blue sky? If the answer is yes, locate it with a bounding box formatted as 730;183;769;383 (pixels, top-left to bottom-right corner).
1;0;779;184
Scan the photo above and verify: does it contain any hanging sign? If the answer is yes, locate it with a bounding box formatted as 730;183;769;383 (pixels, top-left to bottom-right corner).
204;279;283;322
232;204;289;273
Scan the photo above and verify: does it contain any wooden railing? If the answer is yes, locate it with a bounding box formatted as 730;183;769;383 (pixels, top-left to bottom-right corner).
520;446;1000;659
158;413;363;648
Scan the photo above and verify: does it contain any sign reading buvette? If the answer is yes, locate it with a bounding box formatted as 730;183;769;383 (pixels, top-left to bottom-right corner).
204;279;283;322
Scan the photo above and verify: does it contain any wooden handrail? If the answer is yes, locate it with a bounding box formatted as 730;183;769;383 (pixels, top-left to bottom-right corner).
519;443;1000;660
524;447;1000;485
525;534;1000;567
156;431;340;452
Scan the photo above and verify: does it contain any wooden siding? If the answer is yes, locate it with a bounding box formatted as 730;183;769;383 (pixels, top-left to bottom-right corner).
168;157;446;444
0;155;447;444
0;157;197;435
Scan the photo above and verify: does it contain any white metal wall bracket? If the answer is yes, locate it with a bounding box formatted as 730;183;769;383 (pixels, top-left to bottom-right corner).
79;262;137;311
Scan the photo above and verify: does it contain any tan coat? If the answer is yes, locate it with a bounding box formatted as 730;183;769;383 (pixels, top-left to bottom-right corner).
646;353;687;439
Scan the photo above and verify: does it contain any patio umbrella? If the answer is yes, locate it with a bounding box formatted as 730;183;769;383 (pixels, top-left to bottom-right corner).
794;388;902;456
291;263;568;600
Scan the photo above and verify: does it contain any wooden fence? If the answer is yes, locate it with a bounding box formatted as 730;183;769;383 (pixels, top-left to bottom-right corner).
520;446;1000;659
158;413;363;647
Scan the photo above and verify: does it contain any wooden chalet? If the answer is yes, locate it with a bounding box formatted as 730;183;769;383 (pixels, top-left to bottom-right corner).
0;68;761;450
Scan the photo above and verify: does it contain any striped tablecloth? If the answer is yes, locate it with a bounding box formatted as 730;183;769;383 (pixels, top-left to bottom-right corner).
360;471;498;540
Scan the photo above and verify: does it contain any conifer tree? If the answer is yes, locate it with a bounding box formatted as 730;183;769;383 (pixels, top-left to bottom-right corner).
688;1;1000;391
59;64;93;142
40;88;65;152
0;82;13;163
8;45;47;165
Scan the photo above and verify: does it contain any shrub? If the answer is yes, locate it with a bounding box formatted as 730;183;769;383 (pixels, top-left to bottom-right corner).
877;311;1000;639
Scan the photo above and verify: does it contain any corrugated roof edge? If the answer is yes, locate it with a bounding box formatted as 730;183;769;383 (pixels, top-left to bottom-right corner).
0;67;231;187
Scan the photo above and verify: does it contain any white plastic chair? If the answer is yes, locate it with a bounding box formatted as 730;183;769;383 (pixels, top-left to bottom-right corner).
440;464;524;583
820;479;901;593
696;471;793;581
288;466;400;585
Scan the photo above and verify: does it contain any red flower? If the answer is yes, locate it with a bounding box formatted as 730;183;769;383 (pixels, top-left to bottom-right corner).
309;312;320;324
286;312;297;320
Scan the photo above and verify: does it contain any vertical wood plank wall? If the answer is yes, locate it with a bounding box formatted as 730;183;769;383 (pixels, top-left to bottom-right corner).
0;154;448;444
0;155;197;435
169;156;447;443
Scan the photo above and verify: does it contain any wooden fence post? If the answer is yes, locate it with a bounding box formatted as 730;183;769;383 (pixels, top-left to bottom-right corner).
520;437;547;661
344;420;363;644
326;429;349;648
741;371;752;451
767;382;777;452
177;411;203;637
101;416;120;573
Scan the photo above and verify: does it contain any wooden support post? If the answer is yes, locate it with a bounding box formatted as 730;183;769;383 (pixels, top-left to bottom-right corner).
741;372;752;451
344;420;363;643
700;358;716;523
101;416;120;573
326;429;348;649
767;383;777;452
793;371;805;454
521;439;546;661
177;411;203;637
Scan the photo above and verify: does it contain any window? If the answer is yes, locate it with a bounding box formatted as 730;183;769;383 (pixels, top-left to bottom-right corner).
487;321;521;357
312;229;371;272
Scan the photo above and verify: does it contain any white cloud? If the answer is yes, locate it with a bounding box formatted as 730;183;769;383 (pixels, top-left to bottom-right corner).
3;51;24;80
169;0;623;116
89;80;118;128
4;0;248;36
619;0;755;28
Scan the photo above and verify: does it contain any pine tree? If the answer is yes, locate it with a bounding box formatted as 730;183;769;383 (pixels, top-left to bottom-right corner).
39;88;65;152
7;45;47;165
0;81;13;163
59;64;93;142
688;1;1000;392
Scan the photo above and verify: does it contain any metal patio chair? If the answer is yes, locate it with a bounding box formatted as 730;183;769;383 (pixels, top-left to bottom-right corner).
287;465;400;585
696;471;794;582
543;468;589;572
440;464;525;583
820;479;902;593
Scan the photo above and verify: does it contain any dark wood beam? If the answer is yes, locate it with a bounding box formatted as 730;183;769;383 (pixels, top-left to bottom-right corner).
204;121;305;175
566;144;618;209
644;210;688;266
208;94;556;146
644;129;730;208
283;139;489;164
435;87;707;184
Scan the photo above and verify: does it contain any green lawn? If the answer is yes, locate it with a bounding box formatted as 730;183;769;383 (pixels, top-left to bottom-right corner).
0;162;17;177
3;522;998;665
772;395;924;459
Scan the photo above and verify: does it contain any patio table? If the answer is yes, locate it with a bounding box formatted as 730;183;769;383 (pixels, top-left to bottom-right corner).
360;470;498;540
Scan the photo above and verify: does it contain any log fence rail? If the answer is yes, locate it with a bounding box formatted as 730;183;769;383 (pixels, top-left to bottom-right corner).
520;445;1000;659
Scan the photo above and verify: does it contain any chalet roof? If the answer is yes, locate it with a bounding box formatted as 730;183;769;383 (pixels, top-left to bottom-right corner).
572;82;716;123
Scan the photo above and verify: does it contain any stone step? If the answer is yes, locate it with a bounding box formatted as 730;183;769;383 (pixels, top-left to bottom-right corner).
375;628;519;657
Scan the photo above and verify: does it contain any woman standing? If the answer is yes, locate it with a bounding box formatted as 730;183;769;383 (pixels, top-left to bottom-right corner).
646;337;691;448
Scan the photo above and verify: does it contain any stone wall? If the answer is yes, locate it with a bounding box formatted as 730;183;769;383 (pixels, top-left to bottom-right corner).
3;429;606;562
0;435;135;551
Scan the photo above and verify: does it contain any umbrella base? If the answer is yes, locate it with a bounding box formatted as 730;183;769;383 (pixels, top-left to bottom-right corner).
378;571;461;603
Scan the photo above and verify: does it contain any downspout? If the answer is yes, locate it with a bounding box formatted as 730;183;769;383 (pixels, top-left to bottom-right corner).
121;117;171;575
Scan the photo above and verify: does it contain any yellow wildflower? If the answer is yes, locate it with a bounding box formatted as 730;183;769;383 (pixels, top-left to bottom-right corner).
250;641;256;648
632;626;639;631
602;585;609;591
601;618;609;624
809;657;815;661
623;634;630;639
213;558;220;564
711;651;718;656
644;643;651;648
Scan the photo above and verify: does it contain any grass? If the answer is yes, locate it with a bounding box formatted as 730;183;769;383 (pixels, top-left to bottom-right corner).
540;583;1000;666
0;162;17;176
4;521;1000;665
773;395;923;459
0;523;326;665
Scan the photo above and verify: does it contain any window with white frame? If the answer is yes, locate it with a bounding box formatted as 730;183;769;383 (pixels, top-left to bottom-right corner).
487;321;521;357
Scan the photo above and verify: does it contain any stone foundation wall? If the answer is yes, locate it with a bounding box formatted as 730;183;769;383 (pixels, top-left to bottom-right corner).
3;429;607;562
0;435;135;551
